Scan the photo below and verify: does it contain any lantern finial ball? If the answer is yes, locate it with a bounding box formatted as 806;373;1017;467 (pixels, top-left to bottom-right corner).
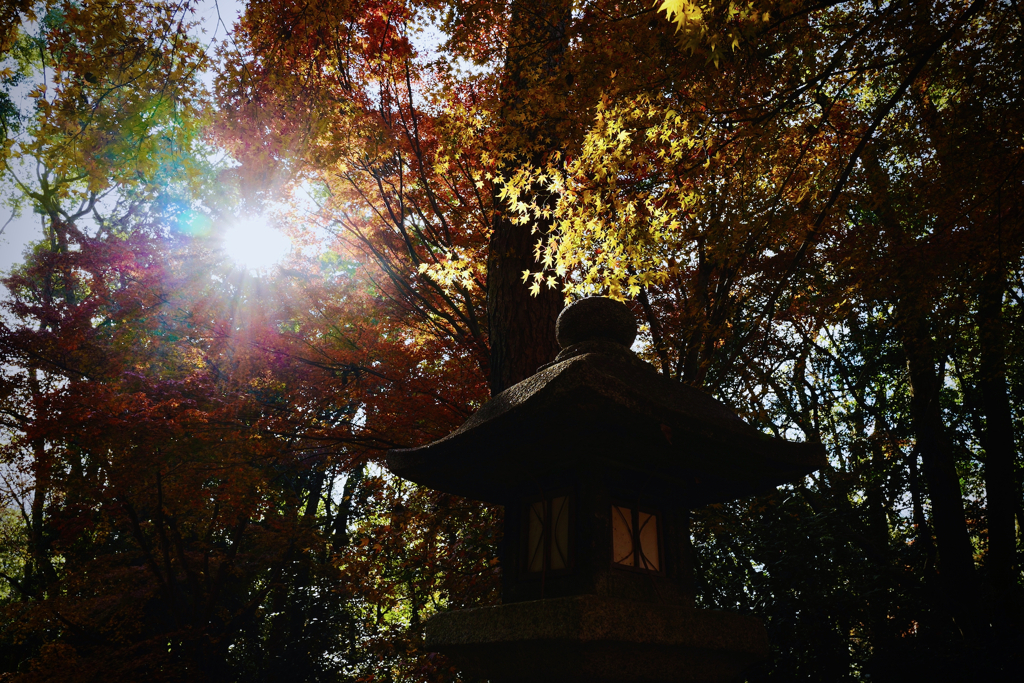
555;296;637;349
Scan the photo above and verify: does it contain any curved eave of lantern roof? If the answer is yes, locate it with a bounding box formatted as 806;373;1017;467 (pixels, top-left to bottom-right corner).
386;339;826;507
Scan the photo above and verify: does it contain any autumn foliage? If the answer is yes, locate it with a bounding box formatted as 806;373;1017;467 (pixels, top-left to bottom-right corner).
1;1;1022;681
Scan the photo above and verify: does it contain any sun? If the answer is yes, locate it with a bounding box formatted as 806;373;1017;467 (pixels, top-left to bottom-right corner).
220;216;292;272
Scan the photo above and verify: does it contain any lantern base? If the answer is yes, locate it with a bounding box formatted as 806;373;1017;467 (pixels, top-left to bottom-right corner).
425;594;768;683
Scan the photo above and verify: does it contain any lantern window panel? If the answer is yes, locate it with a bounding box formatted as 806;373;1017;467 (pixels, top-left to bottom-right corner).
611;503;662;573
524;493;572;574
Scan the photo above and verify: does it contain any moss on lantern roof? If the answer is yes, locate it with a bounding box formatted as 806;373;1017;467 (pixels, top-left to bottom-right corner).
386;298;825;507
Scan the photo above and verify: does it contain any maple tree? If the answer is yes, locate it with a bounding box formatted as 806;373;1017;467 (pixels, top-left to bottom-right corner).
513;1;1022;676
1;3;496;679
1;0;1022;681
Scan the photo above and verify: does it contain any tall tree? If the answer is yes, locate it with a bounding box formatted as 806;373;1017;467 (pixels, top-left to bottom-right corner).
484;0;569;393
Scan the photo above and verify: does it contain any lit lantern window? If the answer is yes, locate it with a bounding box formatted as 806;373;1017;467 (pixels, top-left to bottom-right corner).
611;504;661;572
525;495;571;572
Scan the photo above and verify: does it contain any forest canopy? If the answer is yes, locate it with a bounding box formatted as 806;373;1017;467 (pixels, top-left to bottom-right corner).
0;1;1021;681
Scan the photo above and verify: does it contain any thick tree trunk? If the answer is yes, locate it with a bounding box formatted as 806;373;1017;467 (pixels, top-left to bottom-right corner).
486;0;569;395
900;312;977;619
976;269;1018;593
487;216;563;394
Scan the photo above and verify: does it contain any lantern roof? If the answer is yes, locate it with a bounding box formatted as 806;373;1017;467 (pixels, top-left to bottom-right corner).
386;298;825;507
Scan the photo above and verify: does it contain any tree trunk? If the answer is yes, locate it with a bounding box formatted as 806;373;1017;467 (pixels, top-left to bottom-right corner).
906;444;938;573
486;0;569;395
488;212;563;394
900;311;977;621
976;268;1018;594
864;145;976;617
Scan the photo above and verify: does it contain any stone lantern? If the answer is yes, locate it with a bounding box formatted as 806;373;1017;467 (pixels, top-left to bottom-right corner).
386;297;825;683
